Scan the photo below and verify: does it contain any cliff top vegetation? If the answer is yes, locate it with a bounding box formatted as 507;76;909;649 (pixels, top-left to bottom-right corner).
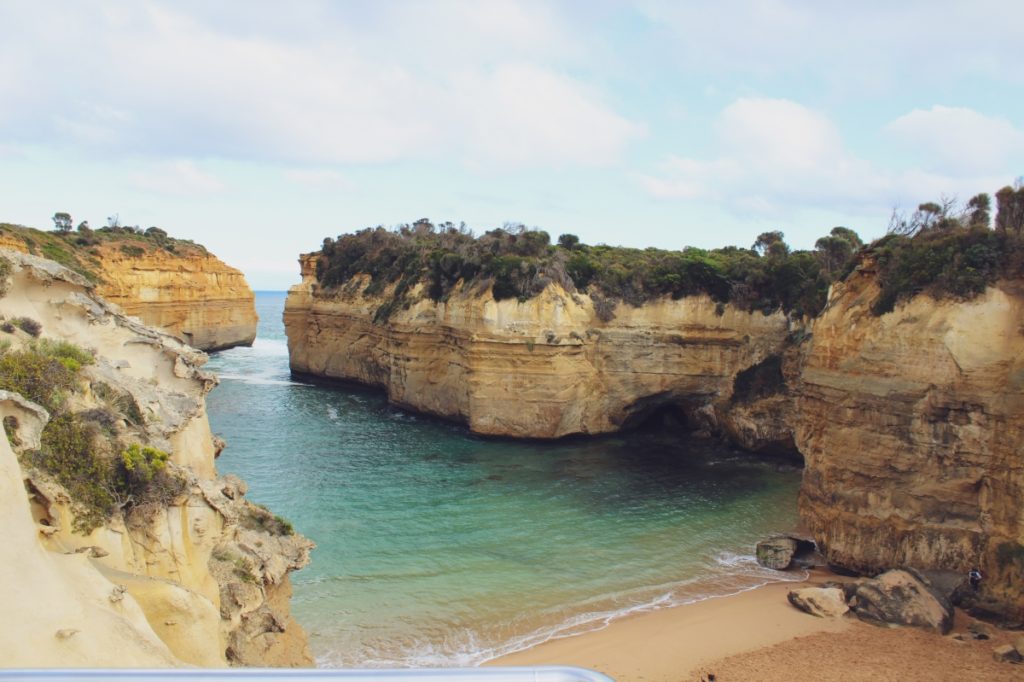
313;183;1023;322
315;220;863;322
867;183;1024;315
0;219;208;284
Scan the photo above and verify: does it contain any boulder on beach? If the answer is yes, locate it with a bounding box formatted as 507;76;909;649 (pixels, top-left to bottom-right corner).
756;535;816;570
993;644;1023;664
849;569;954;634
787;587;849;618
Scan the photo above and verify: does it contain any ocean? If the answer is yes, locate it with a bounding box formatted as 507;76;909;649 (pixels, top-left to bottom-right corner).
205;291;804;668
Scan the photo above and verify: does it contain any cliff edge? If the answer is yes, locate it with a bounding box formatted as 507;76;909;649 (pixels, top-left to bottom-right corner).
796;258;1024;625
286;253;795;441
0;223;257;351
0;248;311;666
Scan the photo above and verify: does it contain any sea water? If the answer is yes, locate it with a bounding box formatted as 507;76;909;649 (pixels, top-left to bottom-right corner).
205;292;804;668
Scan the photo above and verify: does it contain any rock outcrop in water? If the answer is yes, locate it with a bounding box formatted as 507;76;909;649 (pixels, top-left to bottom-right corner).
795;258;1024;626
0;249;311;667
0;223;257;351
285;253;795;441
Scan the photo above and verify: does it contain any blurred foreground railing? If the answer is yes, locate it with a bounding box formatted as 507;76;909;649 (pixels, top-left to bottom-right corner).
0;667;614;682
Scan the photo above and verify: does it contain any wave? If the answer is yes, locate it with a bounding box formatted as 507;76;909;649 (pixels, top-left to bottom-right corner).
312;555;807;669
215;372;303;387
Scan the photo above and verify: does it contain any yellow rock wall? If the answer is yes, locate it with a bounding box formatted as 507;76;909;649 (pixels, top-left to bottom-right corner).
285;254;792;439
796;261;1024;623
92;243;258;351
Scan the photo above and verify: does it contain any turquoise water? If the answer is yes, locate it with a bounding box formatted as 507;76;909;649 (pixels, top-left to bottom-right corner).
205;292;804;668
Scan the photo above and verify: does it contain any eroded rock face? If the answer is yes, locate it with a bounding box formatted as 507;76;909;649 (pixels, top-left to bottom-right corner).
0;249;311;667
796;261;1024;625
285;254;795;442
92;243;258;351
0;235;257;351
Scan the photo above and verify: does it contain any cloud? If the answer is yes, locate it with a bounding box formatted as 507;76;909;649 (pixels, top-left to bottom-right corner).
456;64;644;167
129;160;225;197
283;169;354;191
637;98;881;214
633;1;1024;93
0;2;638;168
637;97;1010;220
885;106;1024;176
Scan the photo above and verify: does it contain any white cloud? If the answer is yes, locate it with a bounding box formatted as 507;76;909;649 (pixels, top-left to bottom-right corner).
129;160;225;197
885;106;1024;176
637;98;1009;220
0;2;637;168
634;1;1024;92
637;98;879;214
283;169;354;191
457;64;644;167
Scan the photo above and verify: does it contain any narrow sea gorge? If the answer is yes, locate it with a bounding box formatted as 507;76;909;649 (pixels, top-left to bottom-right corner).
206;292;805;668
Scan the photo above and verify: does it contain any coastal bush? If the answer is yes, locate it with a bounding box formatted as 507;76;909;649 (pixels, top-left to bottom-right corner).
242;503;296;536
0;256;11;297
1;321;14;333
314;220;853;320
35;413;115;532
0;348;78;412
14;317;42;337
31;339;95;372
868;208;1011;315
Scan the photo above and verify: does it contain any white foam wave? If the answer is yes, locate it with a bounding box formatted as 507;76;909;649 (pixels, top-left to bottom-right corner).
215;373;302;387
327;406;340;421
313;568;808;669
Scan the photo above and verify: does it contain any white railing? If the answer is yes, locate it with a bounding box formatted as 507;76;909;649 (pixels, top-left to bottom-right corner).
0;668;614;682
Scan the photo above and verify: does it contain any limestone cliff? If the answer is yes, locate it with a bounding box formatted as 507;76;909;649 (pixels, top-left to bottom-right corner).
795;259;1024;625
0;249;312;667
285;253;795;441
91;243;258;352
0;224;257;351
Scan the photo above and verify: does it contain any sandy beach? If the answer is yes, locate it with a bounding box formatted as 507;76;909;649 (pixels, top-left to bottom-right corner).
490;570;1021;681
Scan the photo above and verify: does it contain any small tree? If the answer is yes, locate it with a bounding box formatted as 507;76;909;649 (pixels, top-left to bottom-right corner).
52;212;72;232
145;226;168;246
967;193;991;228
558;233;581;250
753;231;789;258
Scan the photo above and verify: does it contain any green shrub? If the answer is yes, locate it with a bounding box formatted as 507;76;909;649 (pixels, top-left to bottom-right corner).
313;222;844;319
1;322;14;333
13;317;42;337
31;339;94;372
0;349;78;412
119;244;145;258
870;226;1004;315
35;413;114;533
120;443;169;485
0;256;11;297
242;503;296;536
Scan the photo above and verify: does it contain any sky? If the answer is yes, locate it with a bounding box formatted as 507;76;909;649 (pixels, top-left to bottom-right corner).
1;1;1021;290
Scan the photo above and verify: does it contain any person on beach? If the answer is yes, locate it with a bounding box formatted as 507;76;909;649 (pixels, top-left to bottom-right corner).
968;567;983;590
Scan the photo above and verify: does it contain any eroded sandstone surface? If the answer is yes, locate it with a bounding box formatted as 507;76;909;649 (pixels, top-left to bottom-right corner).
0;249;311;667
796;259;1024;625
285;253;796;441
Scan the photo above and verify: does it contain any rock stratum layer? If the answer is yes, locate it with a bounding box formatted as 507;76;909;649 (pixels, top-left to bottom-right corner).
0;226;257;351
796;260;1024;625
92;243;258;352
0;249;311;667
285;254;795;441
